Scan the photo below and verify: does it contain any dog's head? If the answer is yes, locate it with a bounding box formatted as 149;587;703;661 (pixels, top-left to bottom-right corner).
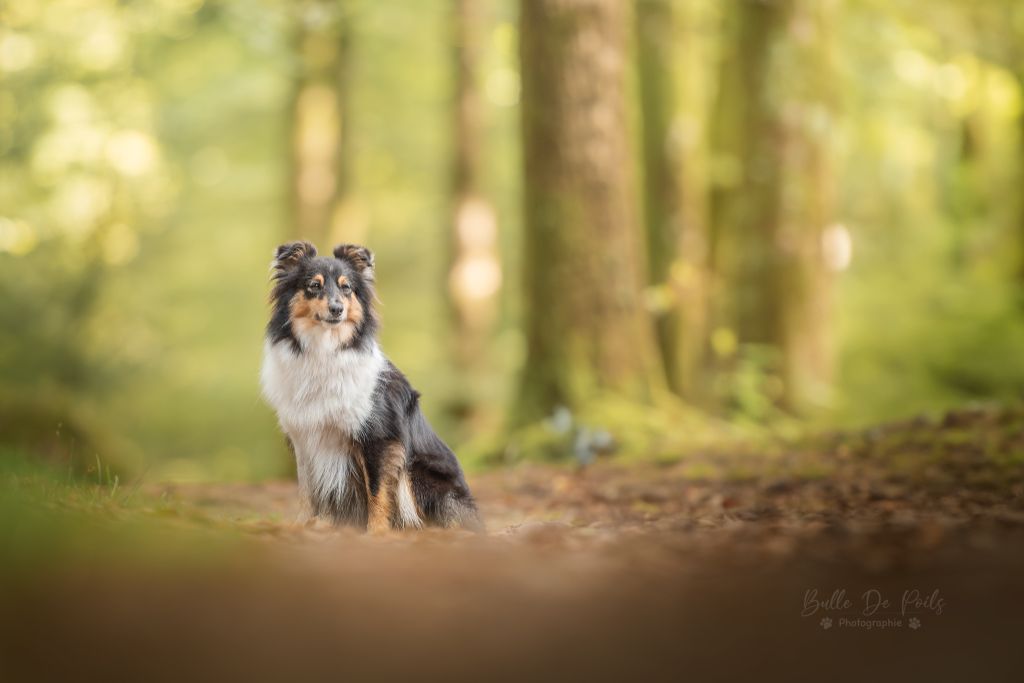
267;241;378;350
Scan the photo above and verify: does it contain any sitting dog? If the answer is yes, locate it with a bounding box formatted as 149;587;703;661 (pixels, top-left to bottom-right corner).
260;241;482;532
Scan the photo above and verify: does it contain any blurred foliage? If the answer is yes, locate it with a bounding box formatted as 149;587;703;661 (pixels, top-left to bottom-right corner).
1;0;1024;479
0;0;521;479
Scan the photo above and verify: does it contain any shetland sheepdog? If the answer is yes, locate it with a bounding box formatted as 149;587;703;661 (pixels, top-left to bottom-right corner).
260;241;482;532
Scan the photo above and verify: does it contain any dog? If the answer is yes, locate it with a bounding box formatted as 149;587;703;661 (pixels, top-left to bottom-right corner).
260;241;482;532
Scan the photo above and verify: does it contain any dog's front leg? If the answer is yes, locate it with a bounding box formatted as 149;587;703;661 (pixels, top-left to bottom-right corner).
289;437;316;525
364;442;406;534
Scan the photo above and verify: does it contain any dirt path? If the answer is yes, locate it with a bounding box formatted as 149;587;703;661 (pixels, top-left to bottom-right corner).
3;448;1024;682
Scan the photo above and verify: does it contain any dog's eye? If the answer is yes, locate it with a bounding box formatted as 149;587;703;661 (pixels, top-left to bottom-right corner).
340;284;352;295
308;280;322;290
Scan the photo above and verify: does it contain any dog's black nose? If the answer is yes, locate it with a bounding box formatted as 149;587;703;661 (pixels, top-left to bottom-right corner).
328;302;345;317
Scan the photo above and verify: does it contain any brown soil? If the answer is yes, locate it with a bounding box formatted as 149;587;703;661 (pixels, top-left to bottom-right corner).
2;453;1023;682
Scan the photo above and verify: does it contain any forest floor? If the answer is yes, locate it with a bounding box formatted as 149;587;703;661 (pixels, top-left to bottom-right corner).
2;405;1024;682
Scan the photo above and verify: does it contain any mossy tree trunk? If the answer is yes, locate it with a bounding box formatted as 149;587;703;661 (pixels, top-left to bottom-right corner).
448;0;500;402
287;0;354;247
517;0;659;422
282;1;354;475
635;0;707;400
709;0;836;410
1015;74;1024;291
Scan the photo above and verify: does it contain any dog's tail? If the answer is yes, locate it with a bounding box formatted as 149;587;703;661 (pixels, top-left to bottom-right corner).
408;401;485;532
409;461;485;532
441;489;485;533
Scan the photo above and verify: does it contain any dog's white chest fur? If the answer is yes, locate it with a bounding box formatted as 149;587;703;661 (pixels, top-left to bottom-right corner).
261;332;387;522
260;333;385;436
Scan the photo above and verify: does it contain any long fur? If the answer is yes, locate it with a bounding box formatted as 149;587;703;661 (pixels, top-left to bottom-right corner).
260;241;482;531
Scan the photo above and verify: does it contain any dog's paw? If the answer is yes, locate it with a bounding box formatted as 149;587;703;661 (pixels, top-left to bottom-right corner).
366;519;394;536
289;514;332;535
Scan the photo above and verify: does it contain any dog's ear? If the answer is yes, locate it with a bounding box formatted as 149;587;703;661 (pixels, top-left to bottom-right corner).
272;241;316;276
333;244;375;282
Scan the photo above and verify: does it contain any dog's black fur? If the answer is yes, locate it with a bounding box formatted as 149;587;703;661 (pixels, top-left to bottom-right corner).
264;241;481;531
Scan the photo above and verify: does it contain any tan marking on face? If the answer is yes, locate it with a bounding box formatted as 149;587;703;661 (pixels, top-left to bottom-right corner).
346;292;364;326
337;273;361;324
288;291;330;336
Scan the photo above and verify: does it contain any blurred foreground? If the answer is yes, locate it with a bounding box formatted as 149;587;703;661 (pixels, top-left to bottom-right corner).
2;405;1022;681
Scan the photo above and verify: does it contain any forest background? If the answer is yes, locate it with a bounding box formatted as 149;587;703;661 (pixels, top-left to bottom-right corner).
2;0;1023;482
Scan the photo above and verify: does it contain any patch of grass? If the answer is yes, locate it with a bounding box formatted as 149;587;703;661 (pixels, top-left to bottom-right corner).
0;449;246;574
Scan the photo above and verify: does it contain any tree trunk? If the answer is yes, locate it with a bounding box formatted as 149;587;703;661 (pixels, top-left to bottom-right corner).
517;0;659;422
1016;74;1024;291
288;0;354;247
281;1;354;475
448;0;500;391
635;0;707;400
709;0;836;410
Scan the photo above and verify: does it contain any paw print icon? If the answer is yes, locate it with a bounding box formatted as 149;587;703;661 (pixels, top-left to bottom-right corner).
820;617;833;630
908;617;921;630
